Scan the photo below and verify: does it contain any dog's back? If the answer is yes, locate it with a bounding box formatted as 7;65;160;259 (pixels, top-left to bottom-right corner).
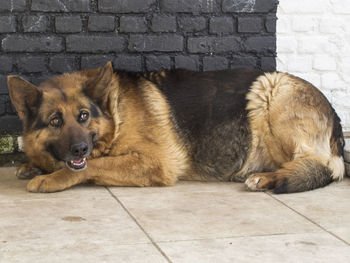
145;69;345;192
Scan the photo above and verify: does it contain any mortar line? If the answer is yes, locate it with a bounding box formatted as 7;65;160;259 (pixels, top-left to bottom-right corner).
266;192;350;246
105;187;173;263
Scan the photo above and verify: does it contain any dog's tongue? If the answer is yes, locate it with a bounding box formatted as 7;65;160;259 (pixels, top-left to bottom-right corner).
72;158;84;165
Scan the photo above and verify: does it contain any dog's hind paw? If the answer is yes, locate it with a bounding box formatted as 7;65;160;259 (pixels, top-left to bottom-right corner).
245;172;276;191
16;163;43;180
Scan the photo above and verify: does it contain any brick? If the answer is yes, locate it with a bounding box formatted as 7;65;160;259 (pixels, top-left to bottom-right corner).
209;17;235;34
277;36;297;53
261;57;276;71
67;36;125;53
245;36;276;54
295;73;321;87
17;56;47;73
0;95;5;115
55;16;82;33
187;36;241;53
178;17;206;32
265;16;276;33
81;55;114;70
313;55;337;71
129;35;183;52
0;56;13;73
2;36;63;52
0;0;26;12
203;56;228;71
287;55;312;73
231;56;257;69
222;0;277;13
146;55;171;71
331;90;350;108
175;55;199;71
319;18;342;34
119;16;147;33
50;56;78;73
161;0;219;13
7;94;17;113
29;74;55;86
279;0;325;14
22;15;48;33
88;15;115;32
297;36;327;54
114;56;142;72
31;0;90;12
339;57;350;83
292;17;317;32
238;17;263;33
332;0;350;14
151;15;176;33
277;17;289;34
99;0;156;13
253;0;278;13
0;75;8;95
0;16;16;33
322;73;347;91
276;53;288;72
0;115;22;133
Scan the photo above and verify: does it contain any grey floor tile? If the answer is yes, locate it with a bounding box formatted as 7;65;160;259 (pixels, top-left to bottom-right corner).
110;182;320;242
0;243;168;263
158;233;350;263
0;168;161;262
0;167;110;202
272;178;350;231
330;227;350;244
110;180;246;196
0;197;149;245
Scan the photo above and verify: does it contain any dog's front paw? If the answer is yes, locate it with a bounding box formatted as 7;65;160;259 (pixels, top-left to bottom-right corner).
16;163;43;180
27;175;55;193
245;173;275;191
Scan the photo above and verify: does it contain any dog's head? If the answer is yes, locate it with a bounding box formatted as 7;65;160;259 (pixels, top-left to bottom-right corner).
8;62;115;173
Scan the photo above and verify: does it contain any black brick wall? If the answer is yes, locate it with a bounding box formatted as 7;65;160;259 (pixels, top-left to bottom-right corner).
0;0;278;133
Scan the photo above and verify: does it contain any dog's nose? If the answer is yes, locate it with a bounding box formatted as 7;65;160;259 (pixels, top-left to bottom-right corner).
70;142;88;157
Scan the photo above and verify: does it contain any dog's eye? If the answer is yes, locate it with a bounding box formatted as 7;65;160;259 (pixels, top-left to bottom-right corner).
78;111;89;122
50;117;62;127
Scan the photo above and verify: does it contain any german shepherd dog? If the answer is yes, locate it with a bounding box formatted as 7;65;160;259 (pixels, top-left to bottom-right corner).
8;62;345;193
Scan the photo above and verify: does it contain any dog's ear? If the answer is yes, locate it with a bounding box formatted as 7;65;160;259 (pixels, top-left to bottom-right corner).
84;61;114;111
7;76;41;121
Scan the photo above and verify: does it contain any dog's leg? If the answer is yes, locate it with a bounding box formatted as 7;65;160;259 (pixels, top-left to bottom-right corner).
26;168;86;193
16;162;43;179
231;145;273;182
245;156;343;193
27;154;174;193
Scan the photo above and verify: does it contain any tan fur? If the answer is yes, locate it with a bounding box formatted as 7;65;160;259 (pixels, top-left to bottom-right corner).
243;72;344;190
8;65;344;193
9;63;190;192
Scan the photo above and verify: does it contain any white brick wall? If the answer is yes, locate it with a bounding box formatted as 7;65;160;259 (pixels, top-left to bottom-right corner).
277;0;350;131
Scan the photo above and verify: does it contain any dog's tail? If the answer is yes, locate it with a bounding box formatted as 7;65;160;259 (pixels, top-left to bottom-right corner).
273;112;345;194
273;155;344;194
